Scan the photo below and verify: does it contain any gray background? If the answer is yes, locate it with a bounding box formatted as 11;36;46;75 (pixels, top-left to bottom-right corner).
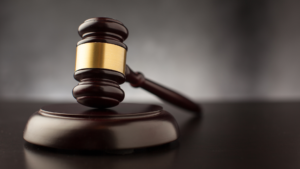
0;0;299;103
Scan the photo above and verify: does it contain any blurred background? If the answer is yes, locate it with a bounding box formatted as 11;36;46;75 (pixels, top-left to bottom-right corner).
0;0;299;103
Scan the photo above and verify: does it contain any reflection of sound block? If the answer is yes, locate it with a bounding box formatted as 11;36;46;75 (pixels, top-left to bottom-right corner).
23;103;179;150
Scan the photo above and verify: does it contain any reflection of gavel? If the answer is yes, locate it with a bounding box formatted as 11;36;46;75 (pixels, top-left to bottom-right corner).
72;17;199;112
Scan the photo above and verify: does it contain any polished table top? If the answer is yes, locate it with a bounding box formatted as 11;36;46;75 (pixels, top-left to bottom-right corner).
1;101;300;169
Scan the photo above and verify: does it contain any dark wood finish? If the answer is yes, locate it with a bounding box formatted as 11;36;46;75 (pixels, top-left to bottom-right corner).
40;103;162;117
73;69;125;108
2;101;300;168
74;66;200;111
73;17;128;108
77;17;128;49
126;65;200;112
73;17;199;112
23;103;179;150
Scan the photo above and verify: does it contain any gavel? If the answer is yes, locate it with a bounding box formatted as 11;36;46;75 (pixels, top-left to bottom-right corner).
72;17;200;112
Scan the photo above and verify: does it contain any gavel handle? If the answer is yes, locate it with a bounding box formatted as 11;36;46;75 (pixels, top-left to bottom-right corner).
125;65;200;112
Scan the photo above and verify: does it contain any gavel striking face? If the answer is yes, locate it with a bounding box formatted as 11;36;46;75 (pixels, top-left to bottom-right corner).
73;17;200;112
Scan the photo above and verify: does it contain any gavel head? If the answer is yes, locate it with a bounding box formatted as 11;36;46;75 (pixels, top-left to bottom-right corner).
72;17;128;108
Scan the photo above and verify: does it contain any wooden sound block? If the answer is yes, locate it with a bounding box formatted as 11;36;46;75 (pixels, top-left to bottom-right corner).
23;103;179;150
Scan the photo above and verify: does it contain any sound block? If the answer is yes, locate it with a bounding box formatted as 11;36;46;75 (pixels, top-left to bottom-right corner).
23;103;179;150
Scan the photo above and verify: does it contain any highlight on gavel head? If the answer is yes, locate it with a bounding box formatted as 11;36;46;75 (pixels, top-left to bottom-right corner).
72;17;129;109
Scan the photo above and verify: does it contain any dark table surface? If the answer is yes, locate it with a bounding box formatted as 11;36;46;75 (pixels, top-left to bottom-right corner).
1;101;300;169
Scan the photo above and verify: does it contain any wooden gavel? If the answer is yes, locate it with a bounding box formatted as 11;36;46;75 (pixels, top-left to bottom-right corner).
72;17;200;112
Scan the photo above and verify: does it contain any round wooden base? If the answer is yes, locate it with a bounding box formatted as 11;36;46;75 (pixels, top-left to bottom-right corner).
23;103;179;150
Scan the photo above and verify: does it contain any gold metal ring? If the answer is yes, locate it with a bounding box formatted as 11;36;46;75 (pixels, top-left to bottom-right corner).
75;42;127;74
